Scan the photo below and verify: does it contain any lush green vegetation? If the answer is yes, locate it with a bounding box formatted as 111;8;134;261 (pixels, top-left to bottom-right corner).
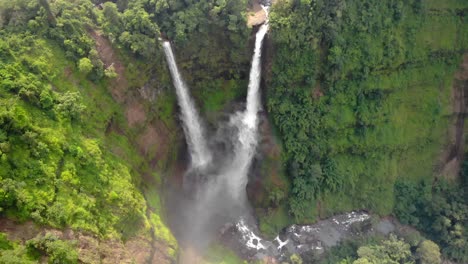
394;167;468;262
328;234;441;264
1;0;467;263
0;0;251;261
203;244;247;264
97;0;251;121
0;232;78;264
0;0;145;239
265;0;468;228
0;0;179;261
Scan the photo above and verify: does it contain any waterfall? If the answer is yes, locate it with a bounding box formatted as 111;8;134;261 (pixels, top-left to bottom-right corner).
243;23;269;130
163;7;270;254
226;23;269;202
162;42;211;168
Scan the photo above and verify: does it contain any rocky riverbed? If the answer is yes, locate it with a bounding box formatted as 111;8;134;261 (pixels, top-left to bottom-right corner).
218;211;398;262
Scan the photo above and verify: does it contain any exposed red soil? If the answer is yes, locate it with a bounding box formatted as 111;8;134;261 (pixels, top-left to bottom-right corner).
88;29;173;163
89;30;128;103
125;100;147;127
137;122;171;164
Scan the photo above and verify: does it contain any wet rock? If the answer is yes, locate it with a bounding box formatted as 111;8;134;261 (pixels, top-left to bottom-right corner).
227;211;372;261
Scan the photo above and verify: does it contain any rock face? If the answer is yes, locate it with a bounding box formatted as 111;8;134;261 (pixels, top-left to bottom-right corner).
247;0;268;26
220;212;373;262
0;218;173;264
219;212;431;263
89;30;175;170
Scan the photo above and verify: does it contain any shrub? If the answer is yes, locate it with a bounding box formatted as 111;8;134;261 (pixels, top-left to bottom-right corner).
78;58;93;75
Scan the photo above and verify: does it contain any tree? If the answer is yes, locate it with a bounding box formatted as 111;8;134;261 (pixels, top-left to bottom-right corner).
38;0;56;26
104;65;118;78
101;2;122;41
290;254;303;264
354;235;413;264
269;186;285;207
416;240;441;264
56;92;86;121
78;58;93;75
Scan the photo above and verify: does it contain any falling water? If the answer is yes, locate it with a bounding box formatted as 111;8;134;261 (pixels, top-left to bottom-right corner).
243;23;269;130
163;6;271;257
162;42;211;168
225;23;269;202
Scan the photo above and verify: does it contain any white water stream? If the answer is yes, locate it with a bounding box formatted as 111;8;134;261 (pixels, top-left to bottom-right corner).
163;42;212;168
224;22;269;202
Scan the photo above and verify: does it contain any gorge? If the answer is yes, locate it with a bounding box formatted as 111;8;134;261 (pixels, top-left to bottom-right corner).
0;0;467;263
162;11;270;256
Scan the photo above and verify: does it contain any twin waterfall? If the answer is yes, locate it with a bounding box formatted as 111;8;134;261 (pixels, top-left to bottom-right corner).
163;23;268;193
162;11;269;255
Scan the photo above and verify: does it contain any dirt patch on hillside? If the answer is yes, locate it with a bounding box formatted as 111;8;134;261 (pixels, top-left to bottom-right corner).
0;218;171;264
138;126;164;155
89;29;173;162
126;100;147;126
89;30;128;103
86;30;177;262
436;53;468;179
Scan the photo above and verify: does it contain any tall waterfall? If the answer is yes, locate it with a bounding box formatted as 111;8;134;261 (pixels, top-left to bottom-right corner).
226;23;269;202
162;42;211;168
244;23;269;129
163;7;270;255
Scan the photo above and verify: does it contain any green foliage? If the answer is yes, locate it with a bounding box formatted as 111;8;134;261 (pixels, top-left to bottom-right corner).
268;186;285;208
290;254;303;264
320;240;360;264
354;234;413;264
0;234;36;263
267;0;466;221
0;232;82;264
104;65;118;78
0;0;174;249
258;204;290;238
204;244;246;264
0;246;36;264
0;233;13;250
96;0;251;118
332;235;442;264
416;240;441;264
328;235;421;264
394;177;468;262
26;233;78;264
78;57;93;74
0;0;41;30
393;180;431;226
150;213;177;250
56;91;86;120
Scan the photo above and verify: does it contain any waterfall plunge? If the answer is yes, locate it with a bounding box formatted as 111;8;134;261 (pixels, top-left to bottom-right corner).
244;23;269;130
163;15;269;254
162;42;212;168
225;23;269;202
